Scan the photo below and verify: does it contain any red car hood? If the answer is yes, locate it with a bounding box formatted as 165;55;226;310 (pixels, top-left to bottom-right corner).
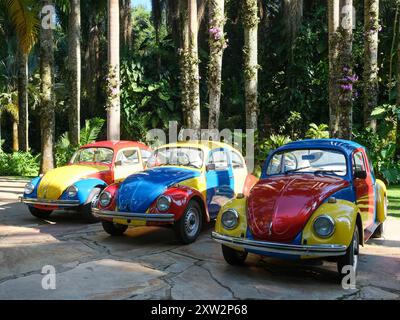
247;174;349;243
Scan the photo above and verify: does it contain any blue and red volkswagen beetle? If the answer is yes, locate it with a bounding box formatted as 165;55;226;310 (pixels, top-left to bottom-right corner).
212;139;387;277
92;140;257;244
20;141;151;222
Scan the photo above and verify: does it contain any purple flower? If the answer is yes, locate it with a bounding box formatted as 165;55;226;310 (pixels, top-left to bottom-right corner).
341;84;353;91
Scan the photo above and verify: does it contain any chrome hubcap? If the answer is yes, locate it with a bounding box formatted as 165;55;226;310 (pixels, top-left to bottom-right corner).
353;233;359;272
184;208;200;237
91;193;100;208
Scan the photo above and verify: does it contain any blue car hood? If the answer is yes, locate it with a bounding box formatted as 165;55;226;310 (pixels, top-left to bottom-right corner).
117;167;201;213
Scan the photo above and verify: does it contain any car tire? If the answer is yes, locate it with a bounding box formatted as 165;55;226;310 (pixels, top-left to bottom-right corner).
337;226;359;278
372;222;384;238
81;187;102;223
28;207;53;219
221;244;248;266
102;220;128;236
174;200;203;244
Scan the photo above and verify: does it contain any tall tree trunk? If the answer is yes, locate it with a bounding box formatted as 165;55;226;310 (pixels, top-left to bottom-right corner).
395;14;400;161
120;0;132;52
107;0;121;140
179;0;191;127
187;0;201;129
208;0;225;129
17;49;29;152
39;0;55;173
283;0;303;60
68;0;81;147
328;0;340;137
363;0;379;131
243;0;259;130
337;0;353;140
12;120;19;152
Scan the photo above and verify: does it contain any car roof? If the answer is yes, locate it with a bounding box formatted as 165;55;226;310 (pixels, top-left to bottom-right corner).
81;140;150;151
275;139;365;156
157;140;240;152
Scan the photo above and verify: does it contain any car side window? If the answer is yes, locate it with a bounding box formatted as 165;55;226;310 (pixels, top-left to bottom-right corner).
141;149;152;163
117;149;139;166
353;152;366;174
208;150;229;171
230;151;244;169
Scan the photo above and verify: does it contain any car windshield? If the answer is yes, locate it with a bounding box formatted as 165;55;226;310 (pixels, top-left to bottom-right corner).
70;147;114;165
147;147;204;169
266;149;347;177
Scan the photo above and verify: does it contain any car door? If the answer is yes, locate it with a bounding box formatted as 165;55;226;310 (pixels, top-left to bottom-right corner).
230;149;248;194
113;148;144;182
205;148;235;218
352;149;375;229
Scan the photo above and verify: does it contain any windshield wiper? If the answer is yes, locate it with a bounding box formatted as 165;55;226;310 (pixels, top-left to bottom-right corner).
284;166;311;174
314;170;344;176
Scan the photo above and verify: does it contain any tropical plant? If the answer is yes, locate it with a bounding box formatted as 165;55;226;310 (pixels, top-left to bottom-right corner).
305;123;329;139
0;150;40;176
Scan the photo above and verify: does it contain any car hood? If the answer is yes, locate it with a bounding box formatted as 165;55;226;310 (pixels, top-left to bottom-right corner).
117;166;201;213
247;174;349;243
37;164;109;200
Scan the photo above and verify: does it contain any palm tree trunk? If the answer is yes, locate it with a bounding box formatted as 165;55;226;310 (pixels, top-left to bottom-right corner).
39;0;55;173
363;0;379;131
243;0;259;130
208;0;225;129
17;48;29;152
395;14;400;161
12;120;19;152
68;0;81;147
283;0;303;60
328;0;340;137
120;0;132;52
187;0;201;130
107;0;121;140
337;0;353;140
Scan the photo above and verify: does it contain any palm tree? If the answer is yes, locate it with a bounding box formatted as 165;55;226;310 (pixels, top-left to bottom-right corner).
106;0;120;140
243;0;259;130
68;0;81;146
4;0;39;152
208;0;226;129
363;0;379;131
39;0;55;173
328;0;340;137
283;0;303;60
120;0;132;52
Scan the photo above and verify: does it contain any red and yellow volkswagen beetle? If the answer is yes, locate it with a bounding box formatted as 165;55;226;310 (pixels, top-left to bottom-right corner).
212;139;387;277
20;141;151;222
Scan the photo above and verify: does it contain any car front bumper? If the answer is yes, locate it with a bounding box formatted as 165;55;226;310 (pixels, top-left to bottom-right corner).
92;208;175;222
211;232;347;257
19;196;80;207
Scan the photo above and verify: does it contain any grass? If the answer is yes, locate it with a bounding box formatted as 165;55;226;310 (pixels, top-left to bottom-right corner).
387;185;400;218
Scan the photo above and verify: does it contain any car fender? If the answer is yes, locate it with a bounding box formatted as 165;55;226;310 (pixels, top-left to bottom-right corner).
302;199;360;248
375;179;387;224
23;176;42;199
149;186;210;223
60;178;107;204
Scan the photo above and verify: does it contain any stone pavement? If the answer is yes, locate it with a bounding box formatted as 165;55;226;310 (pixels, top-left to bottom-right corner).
0;177;399;300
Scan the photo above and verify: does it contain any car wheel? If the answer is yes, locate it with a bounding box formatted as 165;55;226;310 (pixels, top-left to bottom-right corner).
372;222;384;238
28;207;53;219
221;245;248;266
337;226;359;278
81;187;102;223
174;200;203;244
101;220;128;236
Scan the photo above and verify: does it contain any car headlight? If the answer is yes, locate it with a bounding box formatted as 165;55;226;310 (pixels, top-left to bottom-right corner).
313;215;335;238
99;191;112;207
24;182;35;195
221;209;239;230
67;185;78;198
157;195;171;212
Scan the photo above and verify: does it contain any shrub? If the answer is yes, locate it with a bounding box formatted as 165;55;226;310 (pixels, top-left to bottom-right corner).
0;151;40;177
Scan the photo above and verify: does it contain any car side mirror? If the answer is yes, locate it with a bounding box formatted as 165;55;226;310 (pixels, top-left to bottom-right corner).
354;170;367;180
115;160;122;167
206;163;216;171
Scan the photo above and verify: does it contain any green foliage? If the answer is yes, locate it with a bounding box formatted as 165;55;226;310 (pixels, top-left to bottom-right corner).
0;150;39;176
305;123;329;139
55;117;105;167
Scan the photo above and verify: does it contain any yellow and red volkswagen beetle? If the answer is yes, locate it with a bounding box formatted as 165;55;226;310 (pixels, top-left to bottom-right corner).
93;140;257;243
212;139;387;277
20;141;151;222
